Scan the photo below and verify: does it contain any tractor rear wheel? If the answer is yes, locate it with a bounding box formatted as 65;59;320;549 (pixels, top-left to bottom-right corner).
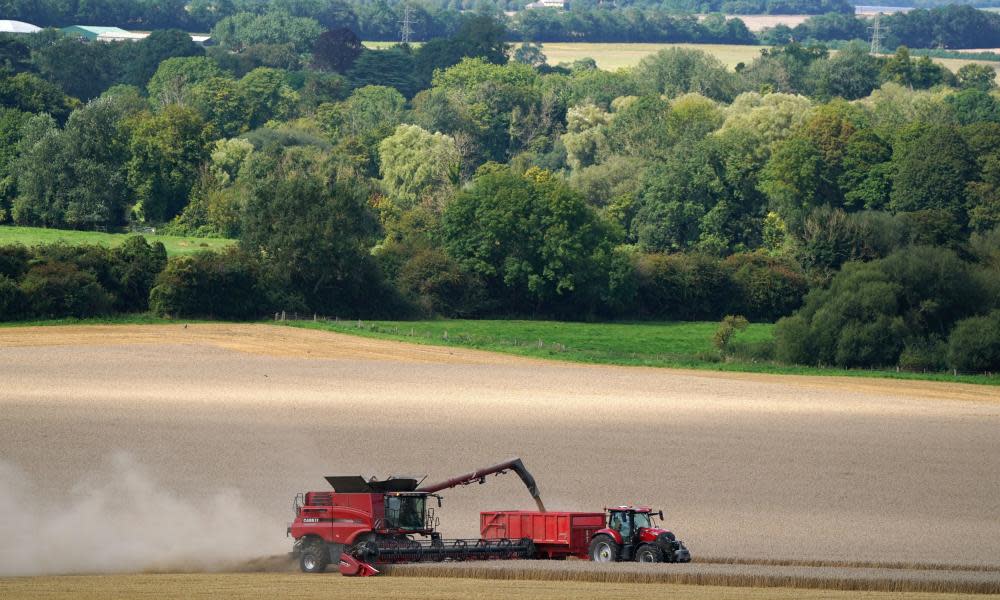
635;544;664;563
588;535;620;563
299;539;329;573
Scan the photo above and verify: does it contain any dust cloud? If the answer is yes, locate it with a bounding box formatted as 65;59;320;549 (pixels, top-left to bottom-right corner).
0;453;285;576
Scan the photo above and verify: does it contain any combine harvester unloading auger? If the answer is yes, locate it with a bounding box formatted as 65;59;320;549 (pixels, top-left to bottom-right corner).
288;458;690;576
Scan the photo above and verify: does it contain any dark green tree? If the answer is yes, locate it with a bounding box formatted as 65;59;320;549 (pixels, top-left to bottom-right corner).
348;46;420;98
947;310;1000;373
414;14;510;87
128;105;212;223
121;29;204;88
32;37;121;101
150;249;270;319
775;246;992;368
239;147;389;315
956;63;996;92
442;167;615;315
945;89;1000;126
634;47;741;102
806;41;879;100
0;71;75;122
889;122;974;220
312;27;363;73
111;236;167;312
13;95;139;228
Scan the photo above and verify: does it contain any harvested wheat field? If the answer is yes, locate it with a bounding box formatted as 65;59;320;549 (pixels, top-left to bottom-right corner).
3;573;996;600
1;324;999;597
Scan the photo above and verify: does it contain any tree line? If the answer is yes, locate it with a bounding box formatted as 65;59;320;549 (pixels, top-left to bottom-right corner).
0;0;851;36
5;0;1000;48
772;5;1000;49
0;17;998;372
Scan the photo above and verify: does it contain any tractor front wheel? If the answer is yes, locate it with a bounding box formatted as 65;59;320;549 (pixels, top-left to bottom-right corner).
635;544;664;563
588;535;620;563
299;539;329;573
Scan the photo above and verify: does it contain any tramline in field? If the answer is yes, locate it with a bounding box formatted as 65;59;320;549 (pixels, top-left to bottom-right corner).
287;458;690;576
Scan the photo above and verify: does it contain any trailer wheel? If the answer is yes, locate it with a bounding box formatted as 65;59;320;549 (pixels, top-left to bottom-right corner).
588;535;619;562
299;539;328;573
635;544;664;563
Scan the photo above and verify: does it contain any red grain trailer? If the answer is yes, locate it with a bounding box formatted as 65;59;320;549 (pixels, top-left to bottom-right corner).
480;510;605;559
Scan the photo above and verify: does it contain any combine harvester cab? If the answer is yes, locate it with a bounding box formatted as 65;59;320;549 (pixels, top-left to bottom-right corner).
288;458;542;575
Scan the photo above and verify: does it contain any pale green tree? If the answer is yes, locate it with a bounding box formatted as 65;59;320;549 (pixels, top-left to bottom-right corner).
169;137;255;236
561;103;613;171
378;124;461;213
860;83;954;137
719;92;812;154
669;93;724;141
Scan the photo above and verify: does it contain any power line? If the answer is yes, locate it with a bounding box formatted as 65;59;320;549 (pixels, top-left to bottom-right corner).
400;4;415;44
868;12;888;56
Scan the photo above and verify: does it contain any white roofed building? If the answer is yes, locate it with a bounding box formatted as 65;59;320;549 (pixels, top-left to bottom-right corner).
525;0;567;9
0;20;41;34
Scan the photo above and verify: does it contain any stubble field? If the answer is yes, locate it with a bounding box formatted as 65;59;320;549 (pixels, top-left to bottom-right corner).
0;324;998;598
536;42;1000;73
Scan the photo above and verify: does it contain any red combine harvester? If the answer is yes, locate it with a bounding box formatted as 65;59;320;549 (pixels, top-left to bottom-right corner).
289;458;544;575
288;458;690;576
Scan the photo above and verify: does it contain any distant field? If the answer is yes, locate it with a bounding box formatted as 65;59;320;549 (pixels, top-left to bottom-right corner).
707;14;813;32
284;319;998;384
541;42;766;70
364;40;1000;73
0;225;234;256
934;56;1000;73
364;40;420;49
539;42;1000;73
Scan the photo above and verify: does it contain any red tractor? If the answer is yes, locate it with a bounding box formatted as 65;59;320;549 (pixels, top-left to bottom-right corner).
587;505;691;563
288;458;544;575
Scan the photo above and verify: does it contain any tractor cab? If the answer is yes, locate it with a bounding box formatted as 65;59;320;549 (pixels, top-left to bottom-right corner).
589;505;691;563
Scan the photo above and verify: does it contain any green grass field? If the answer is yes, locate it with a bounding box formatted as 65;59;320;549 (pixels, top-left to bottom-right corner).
0;225;234;256
284;319;998;385
1;315;994;384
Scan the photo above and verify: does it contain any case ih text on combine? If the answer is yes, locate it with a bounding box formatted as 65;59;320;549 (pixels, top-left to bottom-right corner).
287;458;691;576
